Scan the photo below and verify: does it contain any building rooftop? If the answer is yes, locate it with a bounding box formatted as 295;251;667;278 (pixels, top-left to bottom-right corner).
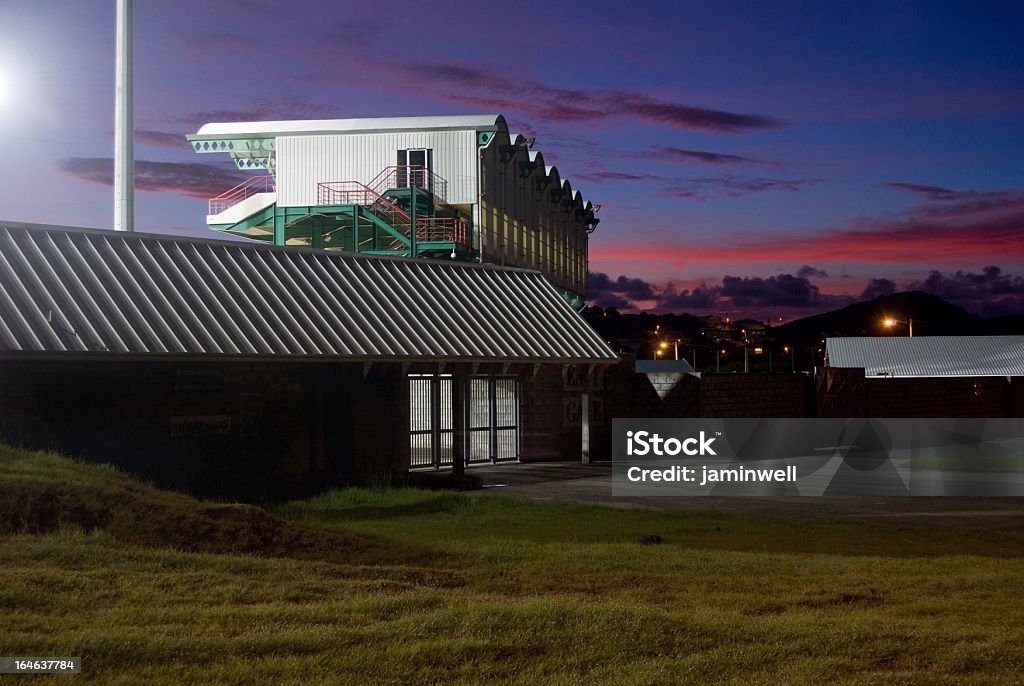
0;221;616;364
189;114;504;140
825;335;1024;377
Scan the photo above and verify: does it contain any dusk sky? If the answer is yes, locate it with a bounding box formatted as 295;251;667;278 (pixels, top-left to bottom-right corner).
1;0;1022;320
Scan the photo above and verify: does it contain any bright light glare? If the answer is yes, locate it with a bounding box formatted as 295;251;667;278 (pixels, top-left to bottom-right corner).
884;318;896;327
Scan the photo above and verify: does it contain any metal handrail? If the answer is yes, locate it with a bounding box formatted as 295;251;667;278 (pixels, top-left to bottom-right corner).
316;181;413;236
316;166;467;250
209;175;275;215
415;217;470;245
363;165;448;203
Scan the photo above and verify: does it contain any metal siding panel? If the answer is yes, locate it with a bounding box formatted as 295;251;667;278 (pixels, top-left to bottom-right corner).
40;232;122;352
98;238;173;352
300;255;381;355
224;248;311;354
0;230;71;351
319;258;404;356
401;263;488;356
112;240;190;352
150;241;233;354
128;240;207;353
827;336;1024;377
30;233;103;352
390;260;472;356
277;253;353;355
0;225;617;363
345;259;433;355
166;243;247;354
260;251;338;354
456;267;549;358
438;266;514;357
0;254;47;350
277;131;477;207
61;237;133;354
501;271;578;357
194;246;283;354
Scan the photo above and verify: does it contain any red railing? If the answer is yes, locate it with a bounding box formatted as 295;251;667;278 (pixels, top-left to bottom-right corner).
317;181;414;237
415;217;470;245
209;175;276;215
386;219;471;251
364;165;448;202
320;166;447;203
316;166;468;251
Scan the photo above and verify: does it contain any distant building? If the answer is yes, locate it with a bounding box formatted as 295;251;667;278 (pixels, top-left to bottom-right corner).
188;114;598;299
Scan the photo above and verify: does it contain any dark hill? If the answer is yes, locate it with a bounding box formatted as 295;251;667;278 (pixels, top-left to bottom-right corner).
773;291;983;342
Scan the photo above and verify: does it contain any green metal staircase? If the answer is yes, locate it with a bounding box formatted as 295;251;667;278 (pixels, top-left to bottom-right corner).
207;166;472;259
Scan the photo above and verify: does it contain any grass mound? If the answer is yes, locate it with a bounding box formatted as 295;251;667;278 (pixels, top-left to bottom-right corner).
0;444;386;563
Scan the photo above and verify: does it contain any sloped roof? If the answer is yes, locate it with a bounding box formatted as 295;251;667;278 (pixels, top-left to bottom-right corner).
826;336;1024;377
0;222;616;364
189;114;503;140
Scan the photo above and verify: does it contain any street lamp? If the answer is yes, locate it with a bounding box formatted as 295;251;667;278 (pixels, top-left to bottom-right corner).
783;346;795;373
884;318;913;337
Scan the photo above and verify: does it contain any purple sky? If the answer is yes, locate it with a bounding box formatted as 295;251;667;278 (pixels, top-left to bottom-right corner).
1;0;1022;320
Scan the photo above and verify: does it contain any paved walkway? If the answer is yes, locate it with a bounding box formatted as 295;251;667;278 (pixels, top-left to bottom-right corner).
466;460;1024;529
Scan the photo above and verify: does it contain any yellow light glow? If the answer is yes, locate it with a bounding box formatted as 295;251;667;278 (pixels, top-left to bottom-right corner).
659;342;668;348
884;318;896;327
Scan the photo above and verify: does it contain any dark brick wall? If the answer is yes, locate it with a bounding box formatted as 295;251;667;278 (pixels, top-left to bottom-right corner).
864;376;1011;418
699;373;812;417
1012;378;1024;418
0;359;404;498
520;365;582;461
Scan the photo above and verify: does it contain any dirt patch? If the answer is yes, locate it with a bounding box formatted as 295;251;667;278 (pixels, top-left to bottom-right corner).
0;452;387;564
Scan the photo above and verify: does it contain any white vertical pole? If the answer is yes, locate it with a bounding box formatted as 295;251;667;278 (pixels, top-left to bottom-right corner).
114;0;134;232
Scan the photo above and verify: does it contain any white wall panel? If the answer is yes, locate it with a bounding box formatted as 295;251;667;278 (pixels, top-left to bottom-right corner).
277;131;478;207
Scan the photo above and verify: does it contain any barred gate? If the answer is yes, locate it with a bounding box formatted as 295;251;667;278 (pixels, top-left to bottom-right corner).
409;374;453;468
410;374;519;469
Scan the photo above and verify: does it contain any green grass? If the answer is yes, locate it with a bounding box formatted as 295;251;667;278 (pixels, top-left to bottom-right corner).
3;445;1024;684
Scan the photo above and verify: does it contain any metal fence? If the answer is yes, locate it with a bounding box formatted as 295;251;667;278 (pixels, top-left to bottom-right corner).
409;374;453;468
410;374;519;470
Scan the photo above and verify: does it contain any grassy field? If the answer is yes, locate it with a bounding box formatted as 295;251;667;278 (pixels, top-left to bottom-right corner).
3;444;1024;684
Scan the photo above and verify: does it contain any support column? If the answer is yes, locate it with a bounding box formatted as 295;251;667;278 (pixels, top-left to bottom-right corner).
353;206;360;253
451;367;466;477
431;372;442;469
409;192;418;257
273;207;286;246
585;362;593;464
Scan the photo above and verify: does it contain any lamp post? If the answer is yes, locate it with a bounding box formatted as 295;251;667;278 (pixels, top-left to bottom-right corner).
884;318;914;337
784;346;794;373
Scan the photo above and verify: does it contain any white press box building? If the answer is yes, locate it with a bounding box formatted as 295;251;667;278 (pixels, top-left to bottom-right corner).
188;114;599;301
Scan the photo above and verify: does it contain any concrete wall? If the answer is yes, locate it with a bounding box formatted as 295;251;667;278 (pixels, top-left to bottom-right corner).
0;359;407;499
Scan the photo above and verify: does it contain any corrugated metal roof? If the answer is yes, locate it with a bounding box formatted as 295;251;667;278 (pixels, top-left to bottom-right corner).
826;336;1024;377
190;115;503;140
0;222;617;364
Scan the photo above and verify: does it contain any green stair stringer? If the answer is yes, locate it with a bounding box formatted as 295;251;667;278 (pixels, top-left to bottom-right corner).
210;202;415;251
